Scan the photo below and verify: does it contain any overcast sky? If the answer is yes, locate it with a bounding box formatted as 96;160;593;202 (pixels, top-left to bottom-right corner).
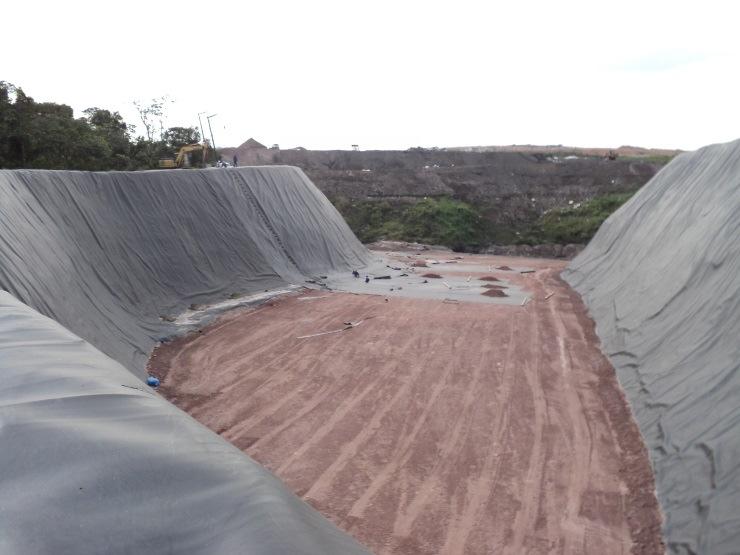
4;0;739;151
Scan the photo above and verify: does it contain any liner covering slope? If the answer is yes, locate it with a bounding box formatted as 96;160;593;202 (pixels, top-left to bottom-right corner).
0;166;372;553
564;139;740;554
0;291;369;555
0;166;370;376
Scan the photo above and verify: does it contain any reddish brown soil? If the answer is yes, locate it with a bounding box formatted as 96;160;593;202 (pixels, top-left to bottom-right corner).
411;261;428;268
496;265;514;271
479;276;501;281
149;258;663;555
421;273;442;278
481;289;507;297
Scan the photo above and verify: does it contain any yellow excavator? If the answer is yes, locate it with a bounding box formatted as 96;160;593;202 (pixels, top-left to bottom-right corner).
158;143;209;169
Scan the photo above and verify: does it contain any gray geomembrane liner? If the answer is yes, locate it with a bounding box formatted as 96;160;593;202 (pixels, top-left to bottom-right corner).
564;139;740;554
0;166;371;554
0;166;371;376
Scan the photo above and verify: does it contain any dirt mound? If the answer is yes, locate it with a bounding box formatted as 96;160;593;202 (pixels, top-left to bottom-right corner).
481;288;508;297
422;273;442;278
411;261;428;267
479;275;500;281
482;284;506;290
496;265;513;271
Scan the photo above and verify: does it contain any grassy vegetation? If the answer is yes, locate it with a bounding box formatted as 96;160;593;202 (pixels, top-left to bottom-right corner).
620;154;677;165
331;196;485;250
521;192;636;244
331;191;637;250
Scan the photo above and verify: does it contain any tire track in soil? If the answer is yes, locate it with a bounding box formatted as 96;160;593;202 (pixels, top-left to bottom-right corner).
505;275;551;554
150;254;663;555
436;316;517;553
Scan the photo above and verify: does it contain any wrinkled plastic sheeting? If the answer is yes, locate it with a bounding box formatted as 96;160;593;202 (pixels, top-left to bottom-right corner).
0;291;369;555
0;167;371;377
564;139;740;554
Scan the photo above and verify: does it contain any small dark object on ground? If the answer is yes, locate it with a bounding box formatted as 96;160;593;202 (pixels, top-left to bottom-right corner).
374;275;391;280
365;276;370;283
479;276;500;282
189;303;206;311
412;261;428;267
422;273;442;279
482;289;508;298
146;376;160;388
352;270;360;278
497;265;514;271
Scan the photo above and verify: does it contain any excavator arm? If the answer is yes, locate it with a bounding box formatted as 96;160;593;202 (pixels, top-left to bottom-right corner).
159;143;209;169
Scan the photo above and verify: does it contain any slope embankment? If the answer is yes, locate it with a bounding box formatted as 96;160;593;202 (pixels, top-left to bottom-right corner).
0;166;370;375
564;139;740;554
0;166;372;554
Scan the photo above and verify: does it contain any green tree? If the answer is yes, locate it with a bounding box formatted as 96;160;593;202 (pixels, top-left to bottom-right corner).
164;126;200;150
132;96;173;167
0;82;33;167
25;102;111;170
133;96;170;142
0;83;202;171
83;108;133;170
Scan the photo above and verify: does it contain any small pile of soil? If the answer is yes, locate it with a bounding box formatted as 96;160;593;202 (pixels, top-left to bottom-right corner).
496;265;513;271
482;284;506;290
479;276;500;282
482;289;508;297
411;261;428;267
422;272;442;278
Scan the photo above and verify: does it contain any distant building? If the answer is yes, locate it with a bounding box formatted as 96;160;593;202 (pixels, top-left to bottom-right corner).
351;144;359;151
238;138;267;150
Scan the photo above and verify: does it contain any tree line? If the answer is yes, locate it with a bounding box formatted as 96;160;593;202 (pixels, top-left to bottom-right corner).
0;82;208;171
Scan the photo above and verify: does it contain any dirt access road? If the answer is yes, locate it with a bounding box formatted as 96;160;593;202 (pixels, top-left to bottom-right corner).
150;254;663;554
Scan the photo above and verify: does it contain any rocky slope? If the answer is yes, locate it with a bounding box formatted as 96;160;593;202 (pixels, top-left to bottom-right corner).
221;141;669;250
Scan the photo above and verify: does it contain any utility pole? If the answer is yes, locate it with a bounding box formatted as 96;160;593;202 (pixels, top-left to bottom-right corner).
206;113;218;154
197;112;207;167
197;112;207;144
